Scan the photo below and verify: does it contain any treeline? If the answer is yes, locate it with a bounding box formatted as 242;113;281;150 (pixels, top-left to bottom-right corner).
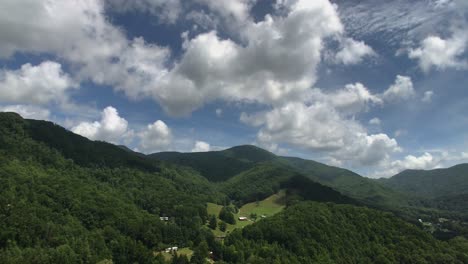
215;202;468;263
0;113;223;263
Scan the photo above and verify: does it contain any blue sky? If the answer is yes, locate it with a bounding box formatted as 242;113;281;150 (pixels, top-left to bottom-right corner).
0;0;467;177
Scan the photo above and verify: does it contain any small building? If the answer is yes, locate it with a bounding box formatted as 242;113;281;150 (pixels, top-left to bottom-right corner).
160;217;169;221
238;216;248;221
165;247;178;253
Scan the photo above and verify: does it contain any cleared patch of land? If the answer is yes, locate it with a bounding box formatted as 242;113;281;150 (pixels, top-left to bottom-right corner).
207;190;286;236
159;247;193;261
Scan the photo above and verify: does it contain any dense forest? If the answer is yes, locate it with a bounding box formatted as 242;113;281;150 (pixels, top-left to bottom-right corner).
1;112;468;263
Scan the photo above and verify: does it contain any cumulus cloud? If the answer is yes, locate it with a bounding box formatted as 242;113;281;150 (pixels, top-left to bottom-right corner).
335;38;376;65
422;91;434;103
155;0;344;115
0;105;51;120
192;141;211;152
382;75;415;101
241;101;400;166
196;0;255;22
0;0;376;117
72;106;132;144
0;61;76;105
409;32;468;72
369;117;381;125
325;83;383;114
374;152;438;177
138;120;173;153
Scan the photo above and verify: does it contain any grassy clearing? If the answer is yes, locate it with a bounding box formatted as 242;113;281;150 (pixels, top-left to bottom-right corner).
206;190;286;236
159;247;193;261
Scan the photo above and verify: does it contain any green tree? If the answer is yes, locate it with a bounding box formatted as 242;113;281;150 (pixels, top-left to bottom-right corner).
208;215;217;230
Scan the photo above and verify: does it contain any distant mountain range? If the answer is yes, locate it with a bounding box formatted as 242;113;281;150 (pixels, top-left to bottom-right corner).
1;111;467;263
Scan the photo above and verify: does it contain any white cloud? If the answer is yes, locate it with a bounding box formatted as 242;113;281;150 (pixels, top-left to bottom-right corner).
0;0;377;117
196;0;255;22
192;141;211;152
382;75;415;101
374;152;438;178
0;105;50;120
409;32;468;72
72;106;132;144
215;108;223;117
326;83;382;114
0;61;76;105
369;118;381;125
138;120;172;153
155;0;344;115
335;38;375;65
241;101;400;166
394;129;407;138
373;150;468;178
422;91;434;103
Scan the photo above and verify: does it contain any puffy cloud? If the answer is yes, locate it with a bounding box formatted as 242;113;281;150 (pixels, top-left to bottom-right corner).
373;152;438;178
0;0;375;117
382;75;415;101
72;106;131;144
155;0;344;115
0;0;170;103
138;120;172;153
369;118;381;125
422;91;434;103
326;83;382;114
0;61;76;105
409;32;468;72
192;141;211;152
241;101;400;166
335;38;376;65
0;105;51;120
196;0;255;22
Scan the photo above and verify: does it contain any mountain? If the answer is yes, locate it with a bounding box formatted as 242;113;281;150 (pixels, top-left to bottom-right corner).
219;202;468;263
2;112;468;263
379;164;468;198
0;112;223;263
150;146;407;208
150;145;276;182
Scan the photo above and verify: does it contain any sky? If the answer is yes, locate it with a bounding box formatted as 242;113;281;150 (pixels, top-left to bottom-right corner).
0;0;467;178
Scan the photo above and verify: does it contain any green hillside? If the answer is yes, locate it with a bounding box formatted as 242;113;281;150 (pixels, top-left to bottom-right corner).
0;113;223;263
379;164;468;198
150;146;407;208
2;112;468;263
150;145;276;182
219;202;468;263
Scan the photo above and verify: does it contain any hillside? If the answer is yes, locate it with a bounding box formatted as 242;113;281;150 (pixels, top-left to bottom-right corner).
0;112;223;263
219;202;468;263
2;112;468;263
379;164;468;198
150;145;275;182
150;146;407;208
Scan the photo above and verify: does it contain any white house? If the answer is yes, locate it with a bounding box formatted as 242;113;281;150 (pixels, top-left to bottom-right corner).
238;216;248;221
165;247;178;253
160;217;169;221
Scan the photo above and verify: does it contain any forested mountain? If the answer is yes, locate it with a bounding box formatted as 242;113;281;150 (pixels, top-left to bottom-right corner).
150;145;276;182
379;164;468;198
1;112;468;263
220;202;468;263
0;112;223;263
150;146;407;208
